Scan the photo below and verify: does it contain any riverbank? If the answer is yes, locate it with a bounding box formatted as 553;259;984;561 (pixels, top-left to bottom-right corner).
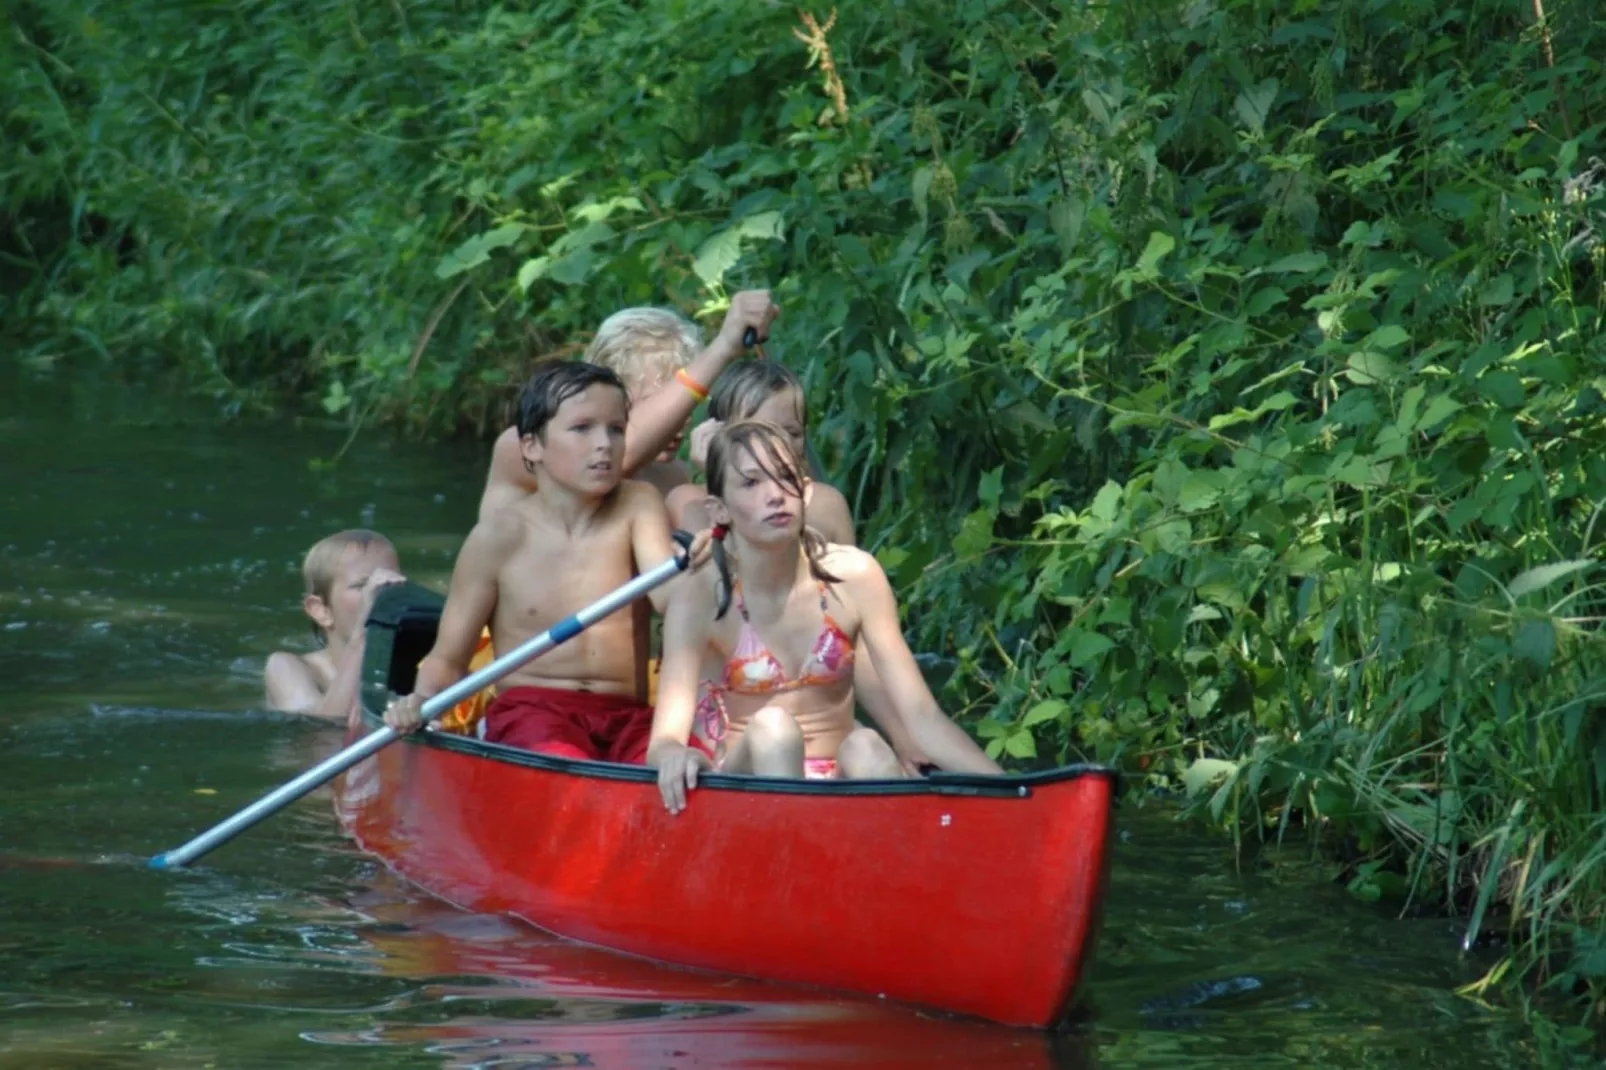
5;0;1604;1033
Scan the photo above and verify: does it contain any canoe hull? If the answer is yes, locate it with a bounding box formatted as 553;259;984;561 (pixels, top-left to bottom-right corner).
337;584;1117;1028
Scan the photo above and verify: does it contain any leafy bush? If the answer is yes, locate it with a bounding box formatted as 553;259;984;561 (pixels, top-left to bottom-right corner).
5;0;1605;1024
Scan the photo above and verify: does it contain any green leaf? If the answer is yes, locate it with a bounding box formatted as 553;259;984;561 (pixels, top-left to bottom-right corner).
953;508;994;557
1135;230;1175;279
435;223;528;279
516;256;551;292
1178;470;1223;512
1479;370;1524;408
1415;394;1462;432
1478;273;1515;306
912;167;932;225
547;247;597;286
1246;287;1288;316
1263;250;1327;275
691;211;786;287
1089;481;1123;522
1508;559;1593;599
1023;699;1068;728
1233;78;1279;136
1050;199;1084;256
1344;351;1398;385
1003;729;1038;759
1514;618;1557;669
1366;325;1410;350
978;466;1003;512
1068;630;1115;668
1182;757;1239;797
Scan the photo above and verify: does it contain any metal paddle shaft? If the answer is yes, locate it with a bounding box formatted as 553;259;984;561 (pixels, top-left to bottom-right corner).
149;548;692;870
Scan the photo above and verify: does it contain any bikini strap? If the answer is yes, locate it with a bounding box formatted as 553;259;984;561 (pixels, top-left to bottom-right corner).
817;580;830;612
733;577;750;622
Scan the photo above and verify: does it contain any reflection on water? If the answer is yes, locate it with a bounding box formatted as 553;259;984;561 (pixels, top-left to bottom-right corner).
0;377;1584;1068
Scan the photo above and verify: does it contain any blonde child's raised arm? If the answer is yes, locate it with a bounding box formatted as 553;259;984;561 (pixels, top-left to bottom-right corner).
848;552;1004;775
478;428;541;523
620;291;778;477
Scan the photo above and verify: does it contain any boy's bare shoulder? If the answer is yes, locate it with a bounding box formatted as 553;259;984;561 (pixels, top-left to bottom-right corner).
616;478;672;524
465;505;529;559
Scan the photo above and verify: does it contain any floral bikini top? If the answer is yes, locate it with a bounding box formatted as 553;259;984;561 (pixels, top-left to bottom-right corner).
721;579;856;696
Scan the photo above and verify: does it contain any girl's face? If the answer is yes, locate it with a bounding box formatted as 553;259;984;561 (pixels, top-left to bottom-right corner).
745;388;807;465
713;441;806;548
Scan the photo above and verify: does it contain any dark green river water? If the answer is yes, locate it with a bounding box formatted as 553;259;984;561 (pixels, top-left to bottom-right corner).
0;372;1576;1068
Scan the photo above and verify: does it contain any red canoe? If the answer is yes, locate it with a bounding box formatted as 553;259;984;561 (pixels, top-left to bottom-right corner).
334;585;1119;1029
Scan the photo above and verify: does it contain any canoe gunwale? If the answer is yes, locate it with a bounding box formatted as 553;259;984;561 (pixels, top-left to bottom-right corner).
360;582;1122;801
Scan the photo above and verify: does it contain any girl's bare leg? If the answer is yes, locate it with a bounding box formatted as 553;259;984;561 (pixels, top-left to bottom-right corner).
836;726;904;779
719;706;806;778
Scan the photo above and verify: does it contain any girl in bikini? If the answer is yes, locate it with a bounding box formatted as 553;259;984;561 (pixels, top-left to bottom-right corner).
645;421;1002;814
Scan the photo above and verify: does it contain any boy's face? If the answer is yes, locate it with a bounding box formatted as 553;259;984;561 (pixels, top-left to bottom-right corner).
306;543;401;643
521;383;629;495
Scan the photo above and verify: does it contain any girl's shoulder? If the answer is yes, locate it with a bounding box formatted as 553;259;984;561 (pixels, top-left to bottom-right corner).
816;542;882;583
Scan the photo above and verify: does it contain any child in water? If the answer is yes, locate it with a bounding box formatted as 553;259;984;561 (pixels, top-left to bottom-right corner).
646;421;1002;814
265;529;404;724
667;360;854;543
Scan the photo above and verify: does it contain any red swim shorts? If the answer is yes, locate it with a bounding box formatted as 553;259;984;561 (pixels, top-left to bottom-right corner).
484;686;653;764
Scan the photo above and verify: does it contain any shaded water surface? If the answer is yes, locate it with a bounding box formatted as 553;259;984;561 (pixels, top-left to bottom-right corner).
0;378;1566;1067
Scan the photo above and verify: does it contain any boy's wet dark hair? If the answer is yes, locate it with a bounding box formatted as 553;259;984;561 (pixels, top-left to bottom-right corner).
517;360;629;440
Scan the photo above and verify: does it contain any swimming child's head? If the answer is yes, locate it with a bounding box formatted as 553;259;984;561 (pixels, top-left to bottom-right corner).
586;307;702;461
300;529;400;643
704;420;836;618
707;361;808;465
516;360;630;495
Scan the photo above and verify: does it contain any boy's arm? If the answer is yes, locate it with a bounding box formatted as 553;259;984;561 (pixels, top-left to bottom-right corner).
265;653;324;716
385;518;515;732
478;427;540;524
620;290;779;477
627;482;703;615
846;551;1004;775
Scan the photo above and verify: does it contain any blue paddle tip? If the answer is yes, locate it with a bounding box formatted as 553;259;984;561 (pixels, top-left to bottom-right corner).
147;853;171;870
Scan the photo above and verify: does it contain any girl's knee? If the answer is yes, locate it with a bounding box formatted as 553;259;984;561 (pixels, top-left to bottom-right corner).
837;727;901;779
747;705;803;745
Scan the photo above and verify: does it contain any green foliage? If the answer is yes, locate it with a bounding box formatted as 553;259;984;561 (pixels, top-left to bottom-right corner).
6;0;1606;1024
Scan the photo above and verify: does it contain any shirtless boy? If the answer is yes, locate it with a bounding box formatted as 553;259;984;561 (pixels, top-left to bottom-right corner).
265;529;404;724
477;291;779;521
384;361;711;761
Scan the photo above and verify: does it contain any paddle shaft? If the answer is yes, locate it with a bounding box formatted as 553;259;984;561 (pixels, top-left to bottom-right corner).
150;551;690;869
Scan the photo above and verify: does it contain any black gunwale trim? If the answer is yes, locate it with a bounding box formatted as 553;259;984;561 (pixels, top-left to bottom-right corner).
360;584;1123;802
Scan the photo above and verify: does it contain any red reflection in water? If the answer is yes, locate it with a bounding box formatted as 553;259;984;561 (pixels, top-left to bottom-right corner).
305;871;1091;1069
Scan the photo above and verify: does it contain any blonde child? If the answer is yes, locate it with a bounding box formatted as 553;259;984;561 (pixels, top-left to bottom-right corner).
265;530;405;724
646;422;1001;813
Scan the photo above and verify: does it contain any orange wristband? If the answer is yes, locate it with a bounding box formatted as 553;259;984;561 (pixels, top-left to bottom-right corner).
675;367;709;402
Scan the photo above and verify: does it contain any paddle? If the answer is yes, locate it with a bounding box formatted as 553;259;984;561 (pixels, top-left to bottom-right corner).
150;536;697;870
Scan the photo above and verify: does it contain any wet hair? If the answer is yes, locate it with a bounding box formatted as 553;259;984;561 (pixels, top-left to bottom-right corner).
705;421;839;619
707;360;807;426
301;529;396;643
584;307;702;392
517;360;629;441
